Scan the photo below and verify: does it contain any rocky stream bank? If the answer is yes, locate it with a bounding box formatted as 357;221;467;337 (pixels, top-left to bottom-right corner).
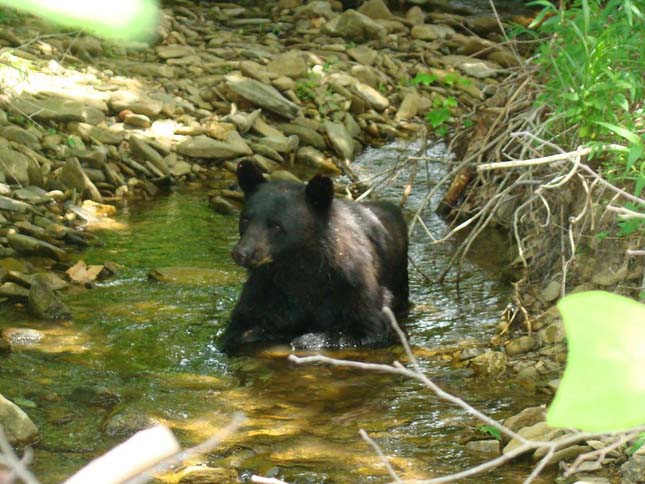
0;0;641;482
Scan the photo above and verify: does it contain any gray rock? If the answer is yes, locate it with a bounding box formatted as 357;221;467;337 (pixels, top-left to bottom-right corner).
7;233;66;260
347;45;378;66
503;422;565;456
621;446;645;484
0;195;32;213
440;54;501;79
225;75;300;120
296;146;340;175
0;282;30;299
156;45;195;59
538;321;566;345
294;1;335;19
109;91;163;117
67;123;124;145
411;23;455;40
324;121;355;160
406;6;425;24
358;0;394;20
28;276;71;321
129;136;170;175
257;135;299;154
505;334;539;356
266;51;308;79
60;158;103;202
0;126;40;150
541;280;561;302
124;113;151;128
210;196;238;215
0;145;34;185
104;408;159;438
0;394;39;446
170;161;193;178
395;90;421;121
125;63;175;78
352;81;389;111
469;350;506;376
177;135;251;160
277;123;326;150
9;96;105;125
466;440;500;457
13;186;51;204
324;10;387;43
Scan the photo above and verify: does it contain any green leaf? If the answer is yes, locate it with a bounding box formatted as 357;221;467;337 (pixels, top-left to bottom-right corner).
426;108;451;128
594;121;641;145
547;291;645;432
0;0;159;42
443;96;458;108
628;433;645;455
478;424;502;441
410;73;437;86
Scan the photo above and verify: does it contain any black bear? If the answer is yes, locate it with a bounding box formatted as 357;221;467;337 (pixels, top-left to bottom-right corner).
220;160;409;351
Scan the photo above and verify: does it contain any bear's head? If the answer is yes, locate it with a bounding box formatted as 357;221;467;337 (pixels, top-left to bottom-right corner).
231;160;334;269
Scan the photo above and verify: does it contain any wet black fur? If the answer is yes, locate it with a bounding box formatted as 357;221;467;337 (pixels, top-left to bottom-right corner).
220;160;409;351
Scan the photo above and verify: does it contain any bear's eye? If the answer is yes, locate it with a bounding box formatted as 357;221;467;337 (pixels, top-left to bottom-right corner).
268;221;283;233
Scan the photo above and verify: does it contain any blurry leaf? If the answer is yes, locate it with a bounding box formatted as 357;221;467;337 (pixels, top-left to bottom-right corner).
0;0;159;42
628;433;645;455
547;291;645;431
594;121;641;145
478;424;502;441
426;108;451;128
410;73;437;86
13;397;37;408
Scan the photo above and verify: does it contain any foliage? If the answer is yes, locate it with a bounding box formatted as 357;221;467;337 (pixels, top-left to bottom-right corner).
628;433;645;455
478;424;502;441
410;72;472;136
547;291;645;432
526;0;645;233
0;0;159;42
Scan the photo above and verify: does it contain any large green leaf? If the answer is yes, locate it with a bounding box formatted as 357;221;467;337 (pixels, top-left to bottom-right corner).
0;0;159;42
547;291;645;432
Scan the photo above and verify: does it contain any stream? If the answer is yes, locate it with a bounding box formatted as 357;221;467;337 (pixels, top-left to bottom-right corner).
0;140;550;483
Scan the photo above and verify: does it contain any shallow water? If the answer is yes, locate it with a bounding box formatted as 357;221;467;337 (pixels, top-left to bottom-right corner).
0;141;551;483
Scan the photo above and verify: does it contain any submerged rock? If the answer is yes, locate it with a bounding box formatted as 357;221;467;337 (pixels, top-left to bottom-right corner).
28;276;72;321
0;393;39;446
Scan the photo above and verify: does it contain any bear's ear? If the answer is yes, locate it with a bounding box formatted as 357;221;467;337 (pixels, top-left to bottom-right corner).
306;175;334;211
237;160;266;195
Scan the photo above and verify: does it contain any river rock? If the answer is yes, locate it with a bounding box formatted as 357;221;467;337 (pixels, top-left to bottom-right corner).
621;446;645;484
469;350;506;376
104;408;160;438
411;23;455;40
0;282;30;298
0;194;32;213
324;121;354;160
406;6;425;24
68;122;124;145
225;75;300;120
395;90;421;121
109;91;163;118
466;440;500;457
0;125;40;150
294;0;335;19
149;267;244;286
60;158;103;202
7;233;66;260
358;0;393;20
503;422;565;456
257;135;299;154
28;276;71;321
156;45;195;59
0;394;39;446
177;135;250;160
176;466;240;484
277;123;326;150
440;55;501;78
347;45;378;66
9;96;105;125
538;320;566;345
266;51;308;79
296;146;340;175
0;146;37;186
352;81;389;111
503;406;547;434
505;334;539;356
129;136;170;175
324;9;387;43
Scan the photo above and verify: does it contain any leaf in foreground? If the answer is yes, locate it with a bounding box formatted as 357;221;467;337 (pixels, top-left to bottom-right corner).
547;291;645;432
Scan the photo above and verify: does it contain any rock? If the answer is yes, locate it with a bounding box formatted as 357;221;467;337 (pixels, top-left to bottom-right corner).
277;123;326;150
0;195;32;213
470;350;507;375
66;260;105;285
296;146;340;175
176;466;240;484
466;440;500;457
358;0;393;20
0;145;35;185
395;90;421;121
406;6;425;24
7;233;66;260
210;196;238;215
222;108;261;135
294;1;335;19
266;51;308;79
9;96;105;125
156;45;195;59
324;9;387;43
129;136;170;175
124;113;151;128
28;276;72;321
68;122;124;145
503;422;565;456
60;158;103;202
104;408;159;438
170;161;193;178
621;446;645;484
0;282;30;298
324;121;354;160
109;91;163;118
352;81;389;111
0;394;39;446
176;135;246;160
538;321;566;345
505;335;539;356
0;126;40;150
269;170;302;183
126;63;175;78
541;280;561;302
503;406;547;434
258;135;299;154
225;75;300;120
411;23;455;40
347;45;378;66
440;55;502;79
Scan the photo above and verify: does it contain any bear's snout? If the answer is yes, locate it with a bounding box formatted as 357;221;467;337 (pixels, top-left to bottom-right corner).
231;244;273;269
